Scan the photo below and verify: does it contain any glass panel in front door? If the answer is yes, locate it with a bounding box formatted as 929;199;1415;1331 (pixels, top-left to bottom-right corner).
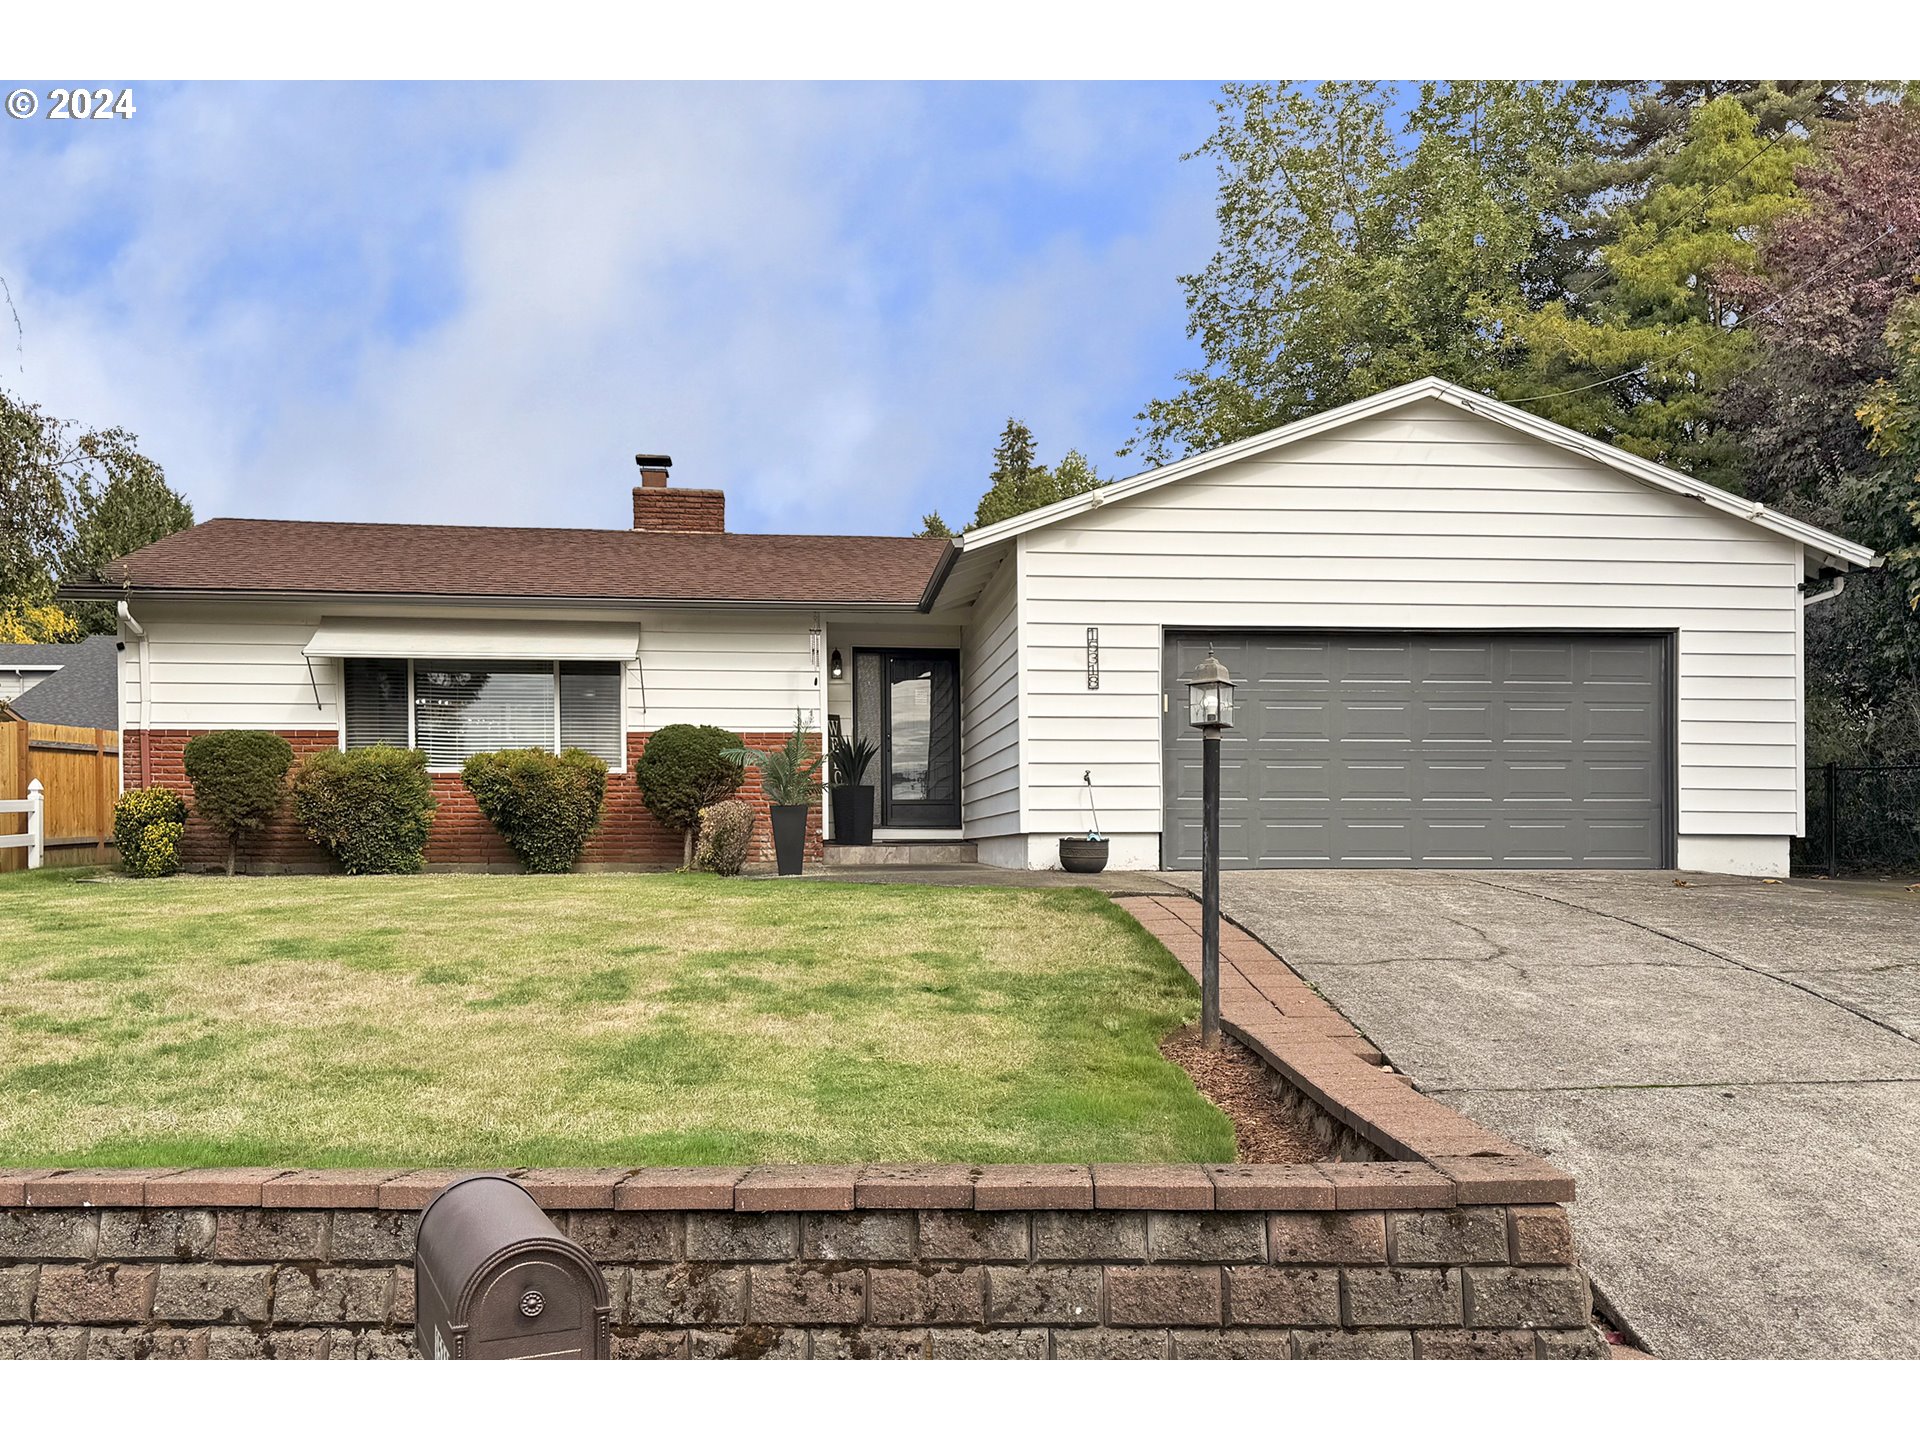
887;657;933;803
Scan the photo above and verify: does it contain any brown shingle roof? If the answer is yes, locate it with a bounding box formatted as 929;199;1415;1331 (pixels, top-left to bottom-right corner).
72;518;953;607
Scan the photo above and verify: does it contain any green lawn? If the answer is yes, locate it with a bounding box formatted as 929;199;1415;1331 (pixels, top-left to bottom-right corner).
0;869;1234;1168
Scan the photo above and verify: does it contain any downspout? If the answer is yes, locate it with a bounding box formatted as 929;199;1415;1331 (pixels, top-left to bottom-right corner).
118;600;151;786
1800;574;1846;611
1798;574;1846;846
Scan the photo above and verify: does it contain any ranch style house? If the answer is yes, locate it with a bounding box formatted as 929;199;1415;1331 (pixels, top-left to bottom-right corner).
62;377;1876;877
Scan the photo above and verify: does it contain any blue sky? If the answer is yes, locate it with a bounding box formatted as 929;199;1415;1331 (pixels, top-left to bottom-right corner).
0;82;1225;534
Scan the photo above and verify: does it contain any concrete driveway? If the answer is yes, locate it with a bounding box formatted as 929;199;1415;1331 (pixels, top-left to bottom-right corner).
1167;869;1920;1359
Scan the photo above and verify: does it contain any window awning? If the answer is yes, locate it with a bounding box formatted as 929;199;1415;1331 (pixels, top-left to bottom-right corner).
303;617;641;662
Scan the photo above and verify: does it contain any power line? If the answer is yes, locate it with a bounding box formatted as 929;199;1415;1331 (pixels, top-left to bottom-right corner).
0;276;21;374
1509;211;1918;408
1556;120;1805;310
1505;350;1694;403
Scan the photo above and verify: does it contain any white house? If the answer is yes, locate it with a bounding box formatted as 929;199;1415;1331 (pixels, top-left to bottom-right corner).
67;378;1874;877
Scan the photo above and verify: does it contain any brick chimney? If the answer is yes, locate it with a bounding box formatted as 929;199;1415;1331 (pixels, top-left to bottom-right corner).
632;453;725;533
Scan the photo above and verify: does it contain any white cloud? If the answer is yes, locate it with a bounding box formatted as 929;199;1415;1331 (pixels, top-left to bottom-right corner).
0;82;1214;535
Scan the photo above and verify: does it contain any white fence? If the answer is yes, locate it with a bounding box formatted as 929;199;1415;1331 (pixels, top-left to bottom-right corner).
0;779;44;870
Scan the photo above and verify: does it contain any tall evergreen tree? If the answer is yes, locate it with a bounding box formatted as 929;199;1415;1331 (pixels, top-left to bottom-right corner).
1494;95;1810;490
971;420;1104;529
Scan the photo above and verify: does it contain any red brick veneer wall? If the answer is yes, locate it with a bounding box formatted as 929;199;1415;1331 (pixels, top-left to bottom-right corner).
124;729;822;872
123;729;339;871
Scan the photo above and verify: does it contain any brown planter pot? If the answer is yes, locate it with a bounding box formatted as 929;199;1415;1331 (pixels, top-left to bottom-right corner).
1059;837;1109;874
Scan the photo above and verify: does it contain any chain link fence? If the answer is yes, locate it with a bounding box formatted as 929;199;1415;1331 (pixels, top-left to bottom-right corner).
1793;761;1920;876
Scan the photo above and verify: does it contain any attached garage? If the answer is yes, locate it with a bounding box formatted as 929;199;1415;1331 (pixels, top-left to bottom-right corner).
1161;632;1671;869
938;376;1878;878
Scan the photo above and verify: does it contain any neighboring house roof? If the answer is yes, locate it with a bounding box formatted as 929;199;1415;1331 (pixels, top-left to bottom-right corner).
0;640;91;674
955;376;1880;572
61;519;954;609
7;634;118;731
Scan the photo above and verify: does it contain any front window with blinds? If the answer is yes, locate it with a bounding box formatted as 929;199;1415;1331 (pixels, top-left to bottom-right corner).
342;658;624;769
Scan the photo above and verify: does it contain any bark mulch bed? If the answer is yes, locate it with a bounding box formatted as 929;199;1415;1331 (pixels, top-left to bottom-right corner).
1161;1024;1335;1164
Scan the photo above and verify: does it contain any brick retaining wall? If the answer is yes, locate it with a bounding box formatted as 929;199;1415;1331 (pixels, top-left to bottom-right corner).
0;1164;1605;1359
123;728;822;872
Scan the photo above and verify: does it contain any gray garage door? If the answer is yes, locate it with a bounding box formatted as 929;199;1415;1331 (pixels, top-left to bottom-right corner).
1163;632;1670;869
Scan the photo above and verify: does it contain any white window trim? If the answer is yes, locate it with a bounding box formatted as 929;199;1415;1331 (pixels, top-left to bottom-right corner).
339;657;628;774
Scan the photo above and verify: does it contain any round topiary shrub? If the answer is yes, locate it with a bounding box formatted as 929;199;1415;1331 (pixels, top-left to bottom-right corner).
291;746;439;874
692;798;756;877
113;786;188;878
632;724;744;866
181;730;295;875
461;747;608;873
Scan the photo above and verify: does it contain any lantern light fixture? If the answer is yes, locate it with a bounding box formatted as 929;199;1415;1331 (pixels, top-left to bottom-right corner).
829;649;844;680
1182;645;1235;730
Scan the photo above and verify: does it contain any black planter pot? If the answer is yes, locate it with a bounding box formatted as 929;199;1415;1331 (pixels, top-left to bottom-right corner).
770;803;810;876
1059;837;1110;874
830;786;875;847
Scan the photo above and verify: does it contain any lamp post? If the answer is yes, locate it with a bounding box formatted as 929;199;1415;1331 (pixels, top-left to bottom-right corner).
1181;645;1235;1049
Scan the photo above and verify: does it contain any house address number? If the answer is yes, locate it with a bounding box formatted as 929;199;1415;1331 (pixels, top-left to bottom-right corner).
1086;627;1099;690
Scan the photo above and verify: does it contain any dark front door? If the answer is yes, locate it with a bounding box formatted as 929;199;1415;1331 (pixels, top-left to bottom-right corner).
853;649;961;829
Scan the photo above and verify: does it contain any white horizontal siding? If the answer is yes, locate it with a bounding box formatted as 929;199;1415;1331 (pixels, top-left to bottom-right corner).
1058;506;1797;543
1010;397;1808;845
119;601;827;739
627;612;820;733
960;555;1020;837
121;605;338;731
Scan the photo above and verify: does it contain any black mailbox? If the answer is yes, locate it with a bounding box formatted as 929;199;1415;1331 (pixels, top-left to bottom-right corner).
415;1176;610;1359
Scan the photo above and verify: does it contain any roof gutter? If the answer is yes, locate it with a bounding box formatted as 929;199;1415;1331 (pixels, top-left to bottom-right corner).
59;584;931;612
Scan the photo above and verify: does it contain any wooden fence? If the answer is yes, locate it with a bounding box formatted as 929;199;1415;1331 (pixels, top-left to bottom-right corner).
0;715;120;872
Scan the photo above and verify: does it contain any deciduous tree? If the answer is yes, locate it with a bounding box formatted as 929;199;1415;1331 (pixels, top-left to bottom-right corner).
0;387;193;635
1128;81;1607;462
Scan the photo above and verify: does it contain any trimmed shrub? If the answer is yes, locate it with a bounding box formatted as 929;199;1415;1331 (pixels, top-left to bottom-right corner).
633;723;744;866
181;730;295;875
113;787;188;878
462;747;608;873
692;799;756;876
291;746;439;875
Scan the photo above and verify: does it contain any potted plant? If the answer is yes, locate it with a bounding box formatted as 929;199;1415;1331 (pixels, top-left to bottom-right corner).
726;712;824;876
828;731;878;847
1059;768;1110;874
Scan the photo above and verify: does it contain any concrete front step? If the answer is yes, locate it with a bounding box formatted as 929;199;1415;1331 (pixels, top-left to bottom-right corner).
821;841;978;866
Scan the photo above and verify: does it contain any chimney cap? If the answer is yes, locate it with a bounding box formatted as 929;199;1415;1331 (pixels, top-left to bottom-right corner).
635;453;673;470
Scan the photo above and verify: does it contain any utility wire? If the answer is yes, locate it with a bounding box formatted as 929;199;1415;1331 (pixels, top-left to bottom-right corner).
1505;352;1692;403
0;276;21;373
1508;215;1916;408
1556;121;1805;309
1505;121;1811;404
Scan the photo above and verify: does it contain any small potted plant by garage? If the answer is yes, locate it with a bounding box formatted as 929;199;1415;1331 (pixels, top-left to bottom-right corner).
1059;768;1109;874
726;712;824;876
827;731;878;847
